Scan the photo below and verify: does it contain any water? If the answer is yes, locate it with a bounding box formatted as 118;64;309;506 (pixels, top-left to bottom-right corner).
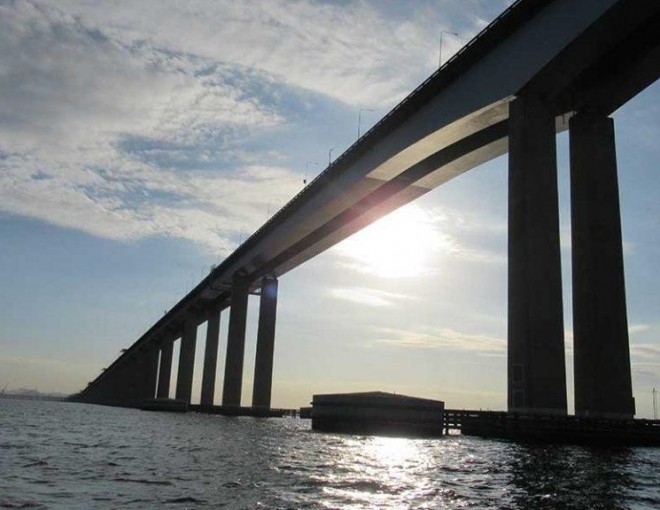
1;400;659;509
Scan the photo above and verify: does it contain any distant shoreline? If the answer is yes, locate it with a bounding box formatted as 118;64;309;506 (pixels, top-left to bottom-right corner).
0;393;69;402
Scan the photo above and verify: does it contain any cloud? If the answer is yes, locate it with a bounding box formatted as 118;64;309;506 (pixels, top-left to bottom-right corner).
330;287;416;307
374;326;505;355
425;206;507;264
0;155;301;252
0;0;495;254
0;1;283;152
0;1;303;253
50;0;472;108
631;344;660;361
629;323;651;335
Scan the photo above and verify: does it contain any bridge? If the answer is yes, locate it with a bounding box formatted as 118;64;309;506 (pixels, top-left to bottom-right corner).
73;0;660;419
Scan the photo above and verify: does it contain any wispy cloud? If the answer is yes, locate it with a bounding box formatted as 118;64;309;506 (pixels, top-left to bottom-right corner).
51;0;473;108
425;206;507;264
374;326;505;355
0;1;302;253
0;0;504;256
0;156;301;253
629;323;651;335
631;344;660;361
330;287;416;308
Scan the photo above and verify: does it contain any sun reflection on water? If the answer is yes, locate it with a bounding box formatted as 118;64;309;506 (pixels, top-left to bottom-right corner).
314;435;443;508
365;436;419;468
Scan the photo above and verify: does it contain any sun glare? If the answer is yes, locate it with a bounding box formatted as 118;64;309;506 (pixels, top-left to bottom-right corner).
336;205;443;278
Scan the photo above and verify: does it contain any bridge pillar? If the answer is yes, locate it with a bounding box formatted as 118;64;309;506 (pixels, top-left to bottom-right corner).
508;94;567;414
175;317;198;403
252;278;278;409
114;367;132;406
200;308;221;407
122;357;140;406
222;273;250;408
569;112;635;418
156;339;174;399
101;374;120;406
108;367;125;405
137;346;159;401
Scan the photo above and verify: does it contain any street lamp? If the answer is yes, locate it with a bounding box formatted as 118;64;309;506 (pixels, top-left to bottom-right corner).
304;161;318;185
357;108;374;139
439;30;458;68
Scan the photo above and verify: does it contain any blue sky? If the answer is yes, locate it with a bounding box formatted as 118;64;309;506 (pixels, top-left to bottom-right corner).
1;0;658;417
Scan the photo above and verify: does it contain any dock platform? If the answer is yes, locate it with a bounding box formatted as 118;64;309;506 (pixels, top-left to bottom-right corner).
456;410;660;446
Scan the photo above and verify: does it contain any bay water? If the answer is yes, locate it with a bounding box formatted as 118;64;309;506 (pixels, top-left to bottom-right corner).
1;400;659;509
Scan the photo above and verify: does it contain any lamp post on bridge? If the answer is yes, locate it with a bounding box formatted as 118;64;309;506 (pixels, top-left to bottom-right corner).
304;161;318;185
439;30;458;68
357;108;374;139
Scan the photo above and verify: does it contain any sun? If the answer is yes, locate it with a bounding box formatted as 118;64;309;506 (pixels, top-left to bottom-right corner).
336;204;443;278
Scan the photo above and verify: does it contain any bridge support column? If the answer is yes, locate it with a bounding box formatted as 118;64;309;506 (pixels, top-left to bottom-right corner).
175;318;198;403
570;112;635;418
222;273;250;408
123;357;140;406
102;374;120;406
252;278;278;409
137;346;159;401
200;309;221;408
111;366;127;405
156;339;174;399
508;94;567;414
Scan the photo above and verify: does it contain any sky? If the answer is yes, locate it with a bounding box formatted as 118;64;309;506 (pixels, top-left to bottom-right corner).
1;0;659;418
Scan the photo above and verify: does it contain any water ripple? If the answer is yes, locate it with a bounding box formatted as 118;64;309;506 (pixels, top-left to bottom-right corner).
1;400;659;509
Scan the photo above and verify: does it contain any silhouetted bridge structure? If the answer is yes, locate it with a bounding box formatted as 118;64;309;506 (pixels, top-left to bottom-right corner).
74;0;660;420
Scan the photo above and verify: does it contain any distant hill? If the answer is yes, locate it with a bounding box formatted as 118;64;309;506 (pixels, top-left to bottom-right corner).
0;388;70;401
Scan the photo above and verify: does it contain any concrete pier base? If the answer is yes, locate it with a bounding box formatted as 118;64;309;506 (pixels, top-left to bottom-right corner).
570;113;635;418
175;318;198;403
252;278;278;409
507;94;567;415
222;273;250;408
200;309;221;407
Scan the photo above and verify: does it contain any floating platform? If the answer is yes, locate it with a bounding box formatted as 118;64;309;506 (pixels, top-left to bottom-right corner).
460;411;660;446
311;391;445;437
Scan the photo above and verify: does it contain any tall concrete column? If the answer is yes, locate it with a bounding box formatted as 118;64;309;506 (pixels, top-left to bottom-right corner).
200;309;221;407
110;366;128;405
104;373;123;406
570;112;635;418
123;357;140;406
508;94;567;414
175;317;198;403
222;273;250;408
252;278;278;409
137;346;159;401
156;339;174;399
